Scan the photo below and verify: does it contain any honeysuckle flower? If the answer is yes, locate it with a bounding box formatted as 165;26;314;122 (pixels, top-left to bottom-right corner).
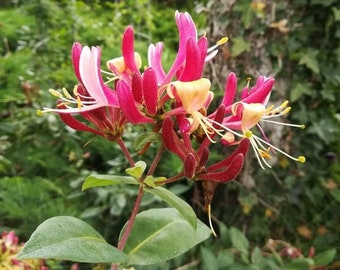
107;26;142;80
221;101;306;169
165;72;305;169
57;94;126;141
166;78;214;135
162;116;249;236
40;43;119;115
148;11;228;85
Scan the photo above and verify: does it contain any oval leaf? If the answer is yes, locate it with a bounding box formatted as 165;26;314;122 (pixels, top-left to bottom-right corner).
314;249;336;266
122;208;211;265
18;216;127;264
144;186;197;229
82;174;138;191
230;226;249;254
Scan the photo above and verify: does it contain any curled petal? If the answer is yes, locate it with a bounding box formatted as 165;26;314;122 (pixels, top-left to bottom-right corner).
242;78;275;104
122;26;140;74
79;46;118;106
232;102;265;131
198;153;244;183
208;139;250;172
167;79;211;113
72;42;82;83
57;104;102;136
222;72;237;108
162;117;188;161
148;42;166;83
162;11;197;84
179;38;201;82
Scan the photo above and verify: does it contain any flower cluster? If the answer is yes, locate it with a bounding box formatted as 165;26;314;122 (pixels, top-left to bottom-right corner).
39;11;305;234
0;231;47;269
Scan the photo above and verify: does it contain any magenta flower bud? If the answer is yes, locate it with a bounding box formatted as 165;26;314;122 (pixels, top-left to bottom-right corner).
184;153;196;179
142;67;158;115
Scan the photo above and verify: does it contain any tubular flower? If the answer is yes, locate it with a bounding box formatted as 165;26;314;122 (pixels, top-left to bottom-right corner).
221;101;306;169
148;11;228;85
39;43;118;115
162;116;249;236
107;26;142;81
166;78;216;136
166;72;305;169
56;86;126;141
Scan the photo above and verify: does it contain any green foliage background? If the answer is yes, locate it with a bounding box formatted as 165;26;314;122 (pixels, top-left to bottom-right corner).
0;0;339;269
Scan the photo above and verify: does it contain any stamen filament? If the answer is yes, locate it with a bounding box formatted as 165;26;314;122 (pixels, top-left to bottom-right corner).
207;204;217;237
253;134;305;163
261;119;305;129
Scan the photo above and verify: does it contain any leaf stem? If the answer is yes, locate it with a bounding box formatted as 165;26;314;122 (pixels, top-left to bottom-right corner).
117;137;135;167
158;172;185;185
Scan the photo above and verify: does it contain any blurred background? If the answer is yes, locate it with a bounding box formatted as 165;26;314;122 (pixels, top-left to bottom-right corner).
0;0;339;269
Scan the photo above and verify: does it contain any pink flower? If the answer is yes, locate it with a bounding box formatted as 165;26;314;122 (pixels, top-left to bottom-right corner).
41;43;119;115
148;11;227;85
56;86;126;141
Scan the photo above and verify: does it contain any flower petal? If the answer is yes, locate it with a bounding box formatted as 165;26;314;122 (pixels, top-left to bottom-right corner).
148;42;166;83
199;153;244;183
162;117;188;161
222;72;237;108
116;80;153;124
122;26;140;74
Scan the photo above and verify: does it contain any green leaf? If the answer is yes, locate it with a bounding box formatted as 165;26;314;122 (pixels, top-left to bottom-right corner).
134;132;161;151
298;50;319;74
314;249;336;265
290;83;312;102
330;189;340;203
284;258;313;270
125;161;147;178
122;208;211;265
200;246;219;270
231;37;251;57
17;216;127;263
230;226;249;255
82;174;138;191
144;186;197;229
143;175;166;188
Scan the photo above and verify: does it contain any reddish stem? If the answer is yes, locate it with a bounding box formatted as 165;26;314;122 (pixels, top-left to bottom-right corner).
146;144;164;176
159;172;185;185
111;185;144;270
117;137;135;167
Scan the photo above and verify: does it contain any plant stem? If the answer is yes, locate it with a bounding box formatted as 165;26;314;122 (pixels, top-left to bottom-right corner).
118;185;144;250
111;185;144;270
117;137;135;167
159;172;185;185
146;144;164;176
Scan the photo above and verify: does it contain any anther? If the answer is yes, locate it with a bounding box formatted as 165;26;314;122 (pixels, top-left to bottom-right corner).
36;110;43;116
76;96;82;109
49;89;63;98
282;107;291;115
280;100;289;108
216;37;228;46
62;87;73;99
